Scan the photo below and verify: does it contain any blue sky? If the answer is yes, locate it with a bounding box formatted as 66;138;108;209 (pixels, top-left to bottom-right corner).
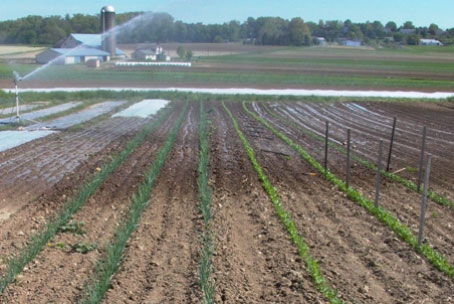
1;0;454;29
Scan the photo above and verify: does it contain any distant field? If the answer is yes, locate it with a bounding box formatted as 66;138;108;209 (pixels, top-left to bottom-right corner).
0;45;46;63
2;44;454;91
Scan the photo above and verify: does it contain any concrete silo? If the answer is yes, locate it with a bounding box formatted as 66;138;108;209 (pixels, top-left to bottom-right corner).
101;5;116;58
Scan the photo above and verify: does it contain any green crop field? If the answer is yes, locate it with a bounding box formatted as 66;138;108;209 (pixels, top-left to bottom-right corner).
2;45;454;90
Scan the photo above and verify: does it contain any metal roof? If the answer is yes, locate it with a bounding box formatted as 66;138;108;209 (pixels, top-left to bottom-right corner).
52;47;110;56
102;5;115;13
69;34;125;55
70;34;102;47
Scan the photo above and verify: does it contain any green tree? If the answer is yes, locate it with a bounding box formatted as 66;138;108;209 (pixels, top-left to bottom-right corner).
403;21;415;29
406;34;420;45
185;50;193;61
428;23;439;36
289;17;311;46
177;46;186;58
385;21;397;32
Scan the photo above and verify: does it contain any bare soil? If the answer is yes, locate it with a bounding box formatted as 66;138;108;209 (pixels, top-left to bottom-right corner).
0;98;453;303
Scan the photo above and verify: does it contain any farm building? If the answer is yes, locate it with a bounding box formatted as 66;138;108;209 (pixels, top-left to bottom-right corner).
420;39;443;46
35;6;126;64
36;47;111;64
132;44;170;61
340;40;362;47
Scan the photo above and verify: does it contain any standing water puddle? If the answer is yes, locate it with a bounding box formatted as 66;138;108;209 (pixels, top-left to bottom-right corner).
0;130;56;153
113;99;169;118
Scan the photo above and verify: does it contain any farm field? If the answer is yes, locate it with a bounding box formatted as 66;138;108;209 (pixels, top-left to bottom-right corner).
0;94;454;303
2;45;454;91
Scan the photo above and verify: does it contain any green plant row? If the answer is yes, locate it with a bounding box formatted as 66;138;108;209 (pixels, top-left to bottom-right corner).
244;101;454;280
197;101;215;304
261;103;454;210
80;101;188;304
0;102;175;294
222;101;344;304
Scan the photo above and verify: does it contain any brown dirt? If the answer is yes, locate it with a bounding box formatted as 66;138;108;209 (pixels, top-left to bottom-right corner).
207;103;325;303
102;101;201;303
251;101;454;266
0;97;453;303
0;104;183;303
230;101;454;303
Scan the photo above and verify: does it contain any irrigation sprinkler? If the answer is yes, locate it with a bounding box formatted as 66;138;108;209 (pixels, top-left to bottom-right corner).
374;140;383;208
418;154;432;247
417;126;427;192
346;129;351;189
386;117;397;172
13;71;22;120
10;71;41;125
324;121;329;172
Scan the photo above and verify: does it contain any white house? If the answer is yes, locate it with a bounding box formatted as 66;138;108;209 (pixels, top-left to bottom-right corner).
132;44;170;61
420;39;443;46
340;40;362;47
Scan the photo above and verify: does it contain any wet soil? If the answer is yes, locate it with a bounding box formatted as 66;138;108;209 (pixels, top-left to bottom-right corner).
103;102;201;303
0;103;183;303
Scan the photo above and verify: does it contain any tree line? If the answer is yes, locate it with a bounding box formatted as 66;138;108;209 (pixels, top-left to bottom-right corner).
0;12;453;46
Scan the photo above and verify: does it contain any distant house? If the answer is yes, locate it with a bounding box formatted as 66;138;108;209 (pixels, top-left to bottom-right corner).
400;29;416;35
314;37;327;46
36;47;111;64
420;39;443;46
340;40;362;47
132;44;170;61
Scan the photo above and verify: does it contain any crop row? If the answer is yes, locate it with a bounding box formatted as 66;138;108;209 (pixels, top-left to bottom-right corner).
197;101;215;303
79;101;188;303
261;102;454;210
222;101;344;304
244;101;454;280
0;102;175;294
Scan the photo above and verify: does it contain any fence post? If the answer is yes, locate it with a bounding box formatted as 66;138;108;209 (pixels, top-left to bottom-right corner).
324;121;329;172
417;126;427;192
418;154;432;247
346;129;351;189
386;117;397;172
374;140;383;208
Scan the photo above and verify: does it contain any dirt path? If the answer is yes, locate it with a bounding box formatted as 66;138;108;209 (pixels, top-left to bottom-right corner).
232;101;454;303
0;104;183;303
102;101;201;303
208;102;325;303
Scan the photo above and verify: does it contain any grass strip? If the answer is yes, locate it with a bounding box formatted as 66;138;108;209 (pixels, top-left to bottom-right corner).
198;100;215;303
261;102;454;210
0;102;174;294
222;101;344;304
80;101;188;303
245;101;454;280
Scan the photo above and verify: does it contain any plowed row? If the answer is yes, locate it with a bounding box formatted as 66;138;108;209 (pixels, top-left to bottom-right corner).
0;98;453;303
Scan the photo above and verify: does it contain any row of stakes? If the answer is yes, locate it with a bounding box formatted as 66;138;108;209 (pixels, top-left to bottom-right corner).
323;118;431;247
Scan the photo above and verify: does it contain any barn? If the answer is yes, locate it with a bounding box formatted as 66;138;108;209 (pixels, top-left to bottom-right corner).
36;47;111;64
